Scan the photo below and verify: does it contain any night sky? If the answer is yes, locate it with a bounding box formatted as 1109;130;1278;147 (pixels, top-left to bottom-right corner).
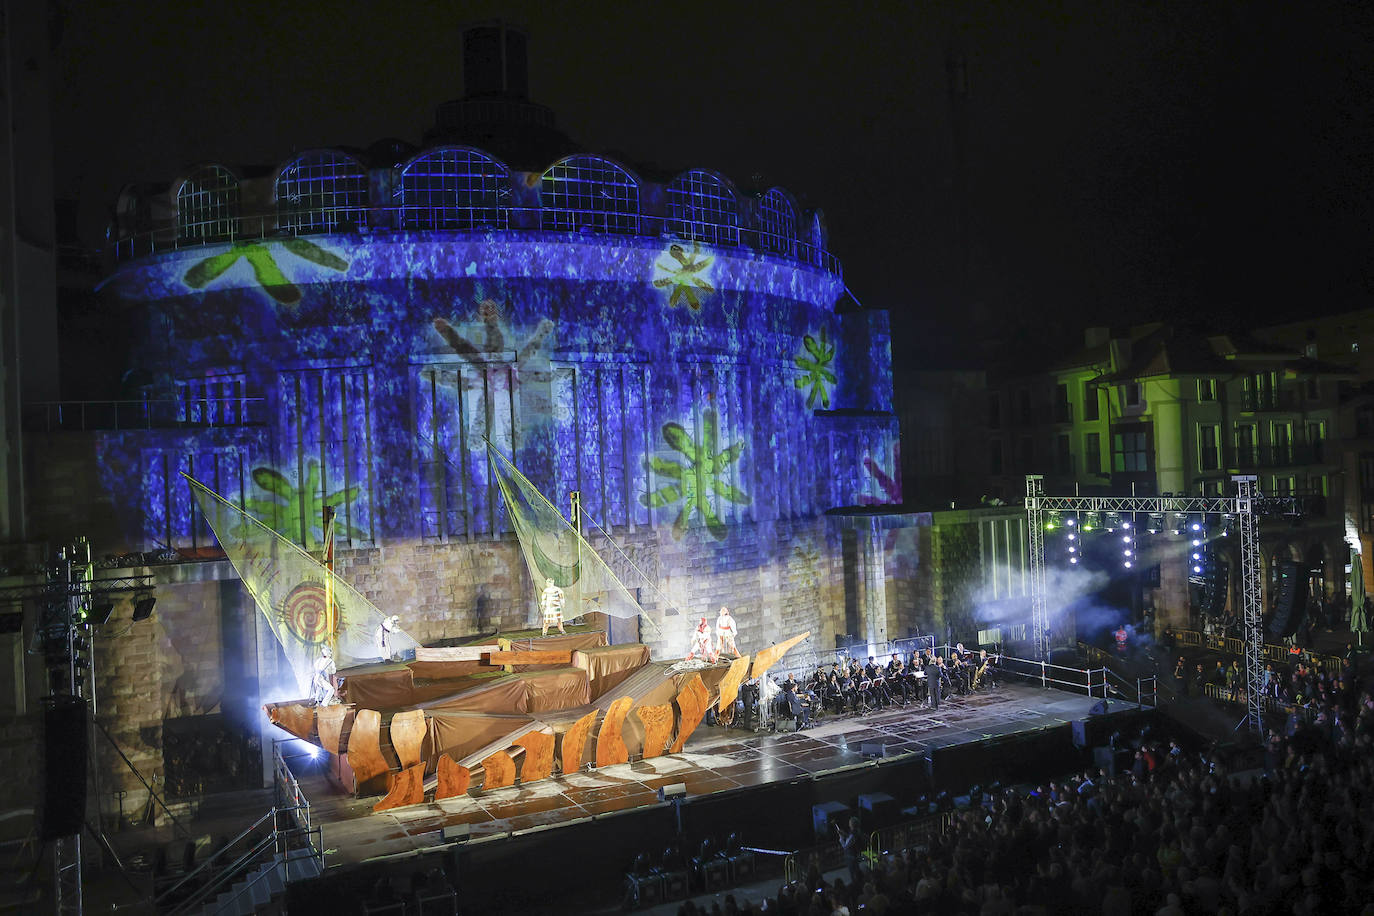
53;0;1374;366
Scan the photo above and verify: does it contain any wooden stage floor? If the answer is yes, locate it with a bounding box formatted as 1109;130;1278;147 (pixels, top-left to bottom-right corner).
298;683;1126;868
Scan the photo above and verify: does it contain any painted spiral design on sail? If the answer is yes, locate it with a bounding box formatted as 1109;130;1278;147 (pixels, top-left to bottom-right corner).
282;582;331;645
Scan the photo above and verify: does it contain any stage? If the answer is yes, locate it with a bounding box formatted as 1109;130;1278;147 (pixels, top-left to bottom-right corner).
292;682;1142;869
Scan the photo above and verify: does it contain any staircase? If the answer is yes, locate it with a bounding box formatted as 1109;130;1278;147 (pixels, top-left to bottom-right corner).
156;743;324;915
190;845;323;915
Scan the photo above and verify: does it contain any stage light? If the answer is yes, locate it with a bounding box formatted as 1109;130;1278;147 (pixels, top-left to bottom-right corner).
132;594;156;621
1192;539;1202;547
1122;519;1131;529
1124;560;1133;569
1191;521;1202;531
1067;533;1076;541
1192;552;1201;561
1068;545;1076;553
1193;565;1202;573
1070;557;1079;564
1123;549;1132;557
1065;517;1076;527
1121;535;1131;543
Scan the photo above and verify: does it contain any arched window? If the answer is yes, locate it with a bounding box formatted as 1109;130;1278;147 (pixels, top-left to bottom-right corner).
176;165;239;243
665;169;739;246
398;147;511;230
757;188;798;257
540;156;639;235
276;150;369;234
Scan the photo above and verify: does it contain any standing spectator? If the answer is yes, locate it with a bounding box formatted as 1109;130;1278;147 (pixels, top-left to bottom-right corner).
837;816;864;888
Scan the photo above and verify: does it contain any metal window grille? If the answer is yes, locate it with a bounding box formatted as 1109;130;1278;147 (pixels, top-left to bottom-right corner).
540;156;639;235
276;151;369;234
176;166;240;243
399;147;510;230
665;169;739;246
757;189;797;256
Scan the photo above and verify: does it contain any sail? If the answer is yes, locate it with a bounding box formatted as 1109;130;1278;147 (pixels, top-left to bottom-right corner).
187;474;418;695
487;443;657;633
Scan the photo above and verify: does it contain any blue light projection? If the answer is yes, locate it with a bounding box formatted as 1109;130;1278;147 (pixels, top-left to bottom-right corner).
97;231;897;553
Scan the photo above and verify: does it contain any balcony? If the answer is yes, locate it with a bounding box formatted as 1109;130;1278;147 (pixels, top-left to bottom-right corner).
1239;390;1300;411
109;209;844;276
1224;441;1327;469
23;397;268;432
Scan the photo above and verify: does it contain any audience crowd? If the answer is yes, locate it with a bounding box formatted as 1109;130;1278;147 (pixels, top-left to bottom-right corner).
671;658;1374;916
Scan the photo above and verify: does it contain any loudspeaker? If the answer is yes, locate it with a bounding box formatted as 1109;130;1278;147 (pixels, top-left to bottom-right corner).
657;783;687;801
1090;700;1109;716
1200;560;1229;617
812;801;851;837
1267;561;1307;639
860;742;887;759
40;696;87;841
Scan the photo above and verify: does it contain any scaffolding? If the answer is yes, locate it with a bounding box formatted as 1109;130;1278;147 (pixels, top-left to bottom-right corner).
1023;475;1285;737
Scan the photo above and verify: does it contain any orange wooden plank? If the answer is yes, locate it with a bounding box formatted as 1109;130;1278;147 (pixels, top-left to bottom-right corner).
345;709;388;786
560;709;598;775
670;674;709;754
514;730;555;782
315;705;350;756
596;696;634;768
635;703;675;760
481;750;516;790
267;703;317;742
717;654;752;714
435;754;471;800
750;631;810;682
373;763;425;812
389;709;426;769
483;650;573;666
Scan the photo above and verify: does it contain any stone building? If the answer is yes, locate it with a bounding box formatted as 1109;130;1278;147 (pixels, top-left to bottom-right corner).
7;24;909;818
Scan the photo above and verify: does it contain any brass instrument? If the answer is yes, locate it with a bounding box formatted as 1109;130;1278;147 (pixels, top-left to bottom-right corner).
971;657;992;690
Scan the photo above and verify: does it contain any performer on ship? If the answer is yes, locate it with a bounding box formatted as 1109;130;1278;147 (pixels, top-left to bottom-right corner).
311;646;337;705
685;616;717;663
375;614;401;661
715;605;740;657
539;577;566;637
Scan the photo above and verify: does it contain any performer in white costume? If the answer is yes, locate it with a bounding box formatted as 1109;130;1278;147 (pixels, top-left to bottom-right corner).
685;616;717;663
539;577;566;636
375;614;401;661
715;606;740;657
311;646;337;705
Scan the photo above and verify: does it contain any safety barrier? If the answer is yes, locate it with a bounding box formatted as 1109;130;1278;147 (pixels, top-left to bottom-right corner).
1201;682;1316;726
1170;629;1344;676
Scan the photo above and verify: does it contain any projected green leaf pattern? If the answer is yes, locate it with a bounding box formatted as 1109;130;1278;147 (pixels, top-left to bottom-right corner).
241;462;365;549
794;328;837;408
183;239;349;305
641;409;749;540
652;241;715;310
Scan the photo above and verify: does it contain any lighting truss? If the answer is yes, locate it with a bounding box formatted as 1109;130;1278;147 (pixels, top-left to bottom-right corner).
1025;475;1272;736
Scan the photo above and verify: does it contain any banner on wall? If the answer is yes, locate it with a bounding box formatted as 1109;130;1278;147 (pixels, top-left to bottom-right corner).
187;474;418;695
486;442;660;635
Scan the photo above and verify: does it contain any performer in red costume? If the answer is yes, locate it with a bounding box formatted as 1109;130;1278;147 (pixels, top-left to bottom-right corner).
686;616;717;663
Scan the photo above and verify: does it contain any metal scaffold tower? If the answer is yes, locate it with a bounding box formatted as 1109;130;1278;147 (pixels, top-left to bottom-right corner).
1024;475;1283;737
1025;476;1050;661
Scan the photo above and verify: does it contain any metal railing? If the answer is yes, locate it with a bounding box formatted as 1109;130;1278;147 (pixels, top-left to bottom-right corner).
110;210;844;276
865;812;955;863
1169;628;1343;676
1201;682;1317;726
997;654;1110;698
156;743;322;914
23;397;267;433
